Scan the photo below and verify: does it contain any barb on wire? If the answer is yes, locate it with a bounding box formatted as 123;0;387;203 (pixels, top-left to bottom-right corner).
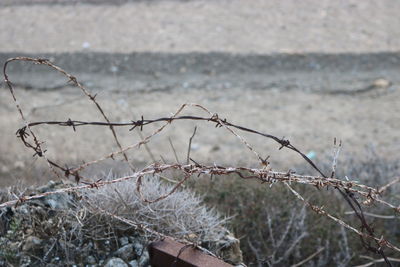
3;57;132;169
0;162;399;256
3;57;399;266
15;112;325;175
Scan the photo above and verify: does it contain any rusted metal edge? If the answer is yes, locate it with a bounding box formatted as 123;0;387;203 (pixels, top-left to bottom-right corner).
148;238;233;267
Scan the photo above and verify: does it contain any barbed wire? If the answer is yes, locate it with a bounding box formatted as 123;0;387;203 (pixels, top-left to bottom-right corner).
2;57;399;266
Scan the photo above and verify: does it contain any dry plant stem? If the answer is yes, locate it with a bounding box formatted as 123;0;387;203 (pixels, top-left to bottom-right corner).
136;129;157;163
345;211;396;220
155;174;185;187
89;203;219;259
284;182;400;253
186;126;197;165
136;171;192;203
355;256;400;267
247;240;263;267
291;247;325;267
131;114;157;162
331;138;342;178
168;137;181;164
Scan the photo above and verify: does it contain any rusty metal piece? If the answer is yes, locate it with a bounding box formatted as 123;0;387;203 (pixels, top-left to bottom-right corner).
148;238;233;267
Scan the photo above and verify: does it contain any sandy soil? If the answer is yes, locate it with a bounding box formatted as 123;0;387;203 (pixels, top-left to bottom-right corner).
1;0;400;53
1;72;399;186
0;0;399;186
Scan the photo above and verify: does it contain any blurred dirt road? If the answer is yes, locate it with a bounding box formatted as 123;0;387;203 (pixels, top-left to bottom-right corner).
0;0;399;185
1;0;400;53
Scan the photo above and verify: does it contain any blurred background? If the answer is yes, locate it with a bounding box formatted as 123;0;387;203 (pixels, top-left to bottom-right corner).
1;0;399;186
1;0;400;186
1;1;400;266
0;0;400;184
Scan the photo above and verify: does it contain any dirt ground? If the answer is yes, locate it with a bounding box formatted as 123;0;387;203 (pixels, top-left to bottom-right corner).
1;67;399;186
0;0;399;186
1;0;400;53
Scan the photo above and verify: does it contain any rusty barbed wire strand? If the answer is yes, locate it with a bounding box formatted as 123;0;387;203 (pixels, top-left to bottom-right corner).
3;57;132;170
16;109;324;175
0;162;399;255
3;58;62;180
284;183;400;253
0;163;393;208
2;57;398;265
378;177;400;194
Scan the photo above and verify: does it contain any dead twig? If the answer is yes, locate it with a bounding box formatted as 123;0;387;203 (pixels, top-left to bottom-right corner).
186;126;197;165
355;255;400;267
291;247;325;267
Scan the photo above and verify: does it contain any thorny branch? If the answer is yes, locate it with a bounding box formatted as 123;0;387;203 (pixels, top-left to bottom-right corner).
2;57;399;265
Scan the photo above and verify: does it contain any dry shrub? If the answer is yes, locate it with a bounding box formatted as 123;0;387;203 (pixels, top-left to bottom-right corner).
191;148;399;266
79;172;229;249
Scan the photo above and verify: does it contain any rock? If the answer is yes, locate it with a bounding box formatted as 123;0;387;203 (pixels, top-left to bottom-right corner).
42;193;72;210
51;257;61;264
37;180;57;192
138;251;149;267
119;236;129;246
114;244;135;261
372;78;391;89
128;236;137;243
22;236;43;253
128;260;139;267
132;241;144;256
87;255;96;264
104;258;128;267
19;255;31;267
16;204;30;215
35;181;73;210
